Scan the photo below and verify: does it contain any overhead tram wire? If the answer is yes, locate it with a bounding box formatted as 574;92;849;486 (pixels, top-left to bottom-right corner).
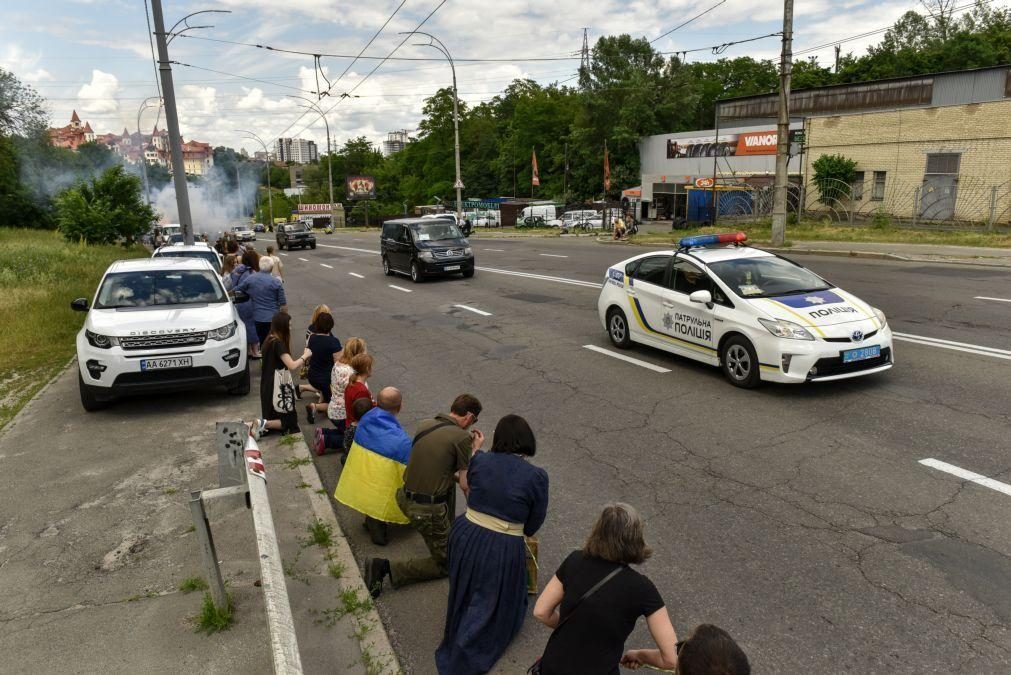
650;0;727;44
167;32;581;63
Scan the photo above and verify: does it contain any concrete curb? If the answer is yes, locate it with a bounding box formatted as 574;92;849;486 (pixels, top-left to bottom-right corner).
592;237;1011;268
291;438;402;674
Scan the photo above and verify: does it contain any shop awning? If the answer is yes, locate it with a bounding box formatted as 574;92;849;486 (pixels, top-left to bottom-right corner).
622;186;642;198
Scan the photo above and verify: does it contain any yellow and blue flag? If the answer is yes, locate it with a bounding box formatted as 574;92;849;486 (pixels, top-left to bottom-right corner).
334;408;412;524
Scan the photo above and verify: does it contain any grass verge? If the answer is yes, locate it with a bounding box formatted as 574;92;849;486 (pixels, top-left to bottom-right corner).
0;229;148;430
627;219;1011;248
195;592;234;634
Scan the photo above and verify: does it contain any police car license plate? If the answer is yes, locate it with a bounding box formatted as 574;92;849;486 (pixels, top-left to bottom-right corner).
444;265;460;271
140;357;193;371
841;346;880;363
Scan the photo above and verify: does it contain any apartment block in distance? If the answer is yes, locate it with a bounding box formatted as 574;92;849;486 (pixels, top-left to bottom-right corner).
274;137;318;164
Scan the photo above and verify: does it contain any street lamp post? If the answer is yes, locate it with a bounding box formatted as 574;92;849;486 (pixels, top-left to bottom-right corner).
150;3;229;245
237;130;273;228
401;31;463;222
288;96;335;229
136;96;161;207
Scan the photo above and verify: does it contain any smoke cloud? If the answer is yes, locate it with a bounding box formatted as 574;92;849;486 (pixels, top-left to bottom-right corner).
152;164;259;236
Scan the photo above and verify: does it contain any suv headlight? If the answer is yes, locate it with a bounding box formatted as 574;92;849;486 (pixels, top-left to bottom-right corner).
463;247;473;256
418;250;435;262
85;330;118;348
208;321;238;341
872;307;887;328
758;318;815;341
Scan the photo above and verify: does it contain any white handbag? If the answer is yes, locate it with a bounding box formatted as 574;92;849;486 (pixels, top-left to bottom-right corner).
272;367;296;413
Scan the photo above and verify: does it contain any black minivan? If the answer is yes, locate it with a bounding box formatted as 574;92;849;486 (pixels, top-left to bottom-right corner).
381;218;475;282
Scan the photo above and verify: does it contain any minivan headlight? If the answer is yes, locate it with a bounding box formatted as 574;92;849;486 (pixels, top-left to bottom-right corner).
758;318;815;341
208;321;238;341
85;330;117;348
418;250;435;262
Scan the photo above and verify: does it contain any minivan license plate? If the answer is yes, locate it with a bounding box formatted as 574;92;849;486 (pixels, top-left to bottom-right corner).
140;356;193;371
444;265;460;271
841;346;880;363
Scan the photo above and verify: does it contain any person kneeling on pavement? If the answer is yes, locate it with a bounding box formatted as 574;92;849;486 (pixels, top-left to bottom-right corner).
364;394;483;597
334;387;411;546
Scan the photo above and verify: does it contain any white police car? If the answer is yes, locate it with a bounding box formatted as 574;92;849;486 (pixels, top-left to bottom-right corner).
596;233;893;387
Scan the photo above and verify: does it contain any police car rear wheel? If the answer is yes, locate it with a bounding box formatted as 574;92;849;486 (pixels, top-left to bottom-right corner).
607;308;631;349
721;337;760;388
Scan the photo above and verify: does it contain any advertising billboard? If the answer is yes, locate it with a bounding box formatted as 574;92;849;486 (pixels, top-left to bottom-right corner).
666;130;803;159
346;175;376;200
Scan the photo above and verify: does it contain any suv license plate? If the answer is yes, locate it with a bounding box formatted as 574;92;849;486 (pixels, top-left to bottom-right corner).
140;356;193;371
444;265;460;271
841;346;880;363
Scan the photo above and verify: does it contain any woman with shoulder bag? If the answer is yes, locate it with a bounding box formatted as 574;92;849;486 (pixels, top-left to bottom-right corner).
531;503;678;675
249;312;311;439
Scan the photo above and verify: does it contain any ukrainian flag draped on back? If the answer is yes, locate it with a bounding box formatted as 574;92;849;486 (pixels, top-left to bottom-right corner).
334;408;412;524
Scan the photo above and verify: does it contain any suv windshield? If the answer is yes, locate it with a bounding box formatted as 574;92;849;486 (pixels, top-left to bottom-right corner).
154;249;220;273
286;224;310;232
96;270;226;309
410;221;463;241
233;226;249;232
707;256;832;299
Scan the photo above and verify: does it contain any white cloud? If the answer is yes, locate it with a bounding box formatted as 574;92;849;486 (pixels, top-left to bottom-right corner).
22;68;54;82
77;69;120;114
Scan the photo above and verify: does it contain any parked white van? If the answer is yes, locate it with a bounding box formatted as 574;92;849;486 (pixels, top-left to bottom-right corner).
518;204;558;226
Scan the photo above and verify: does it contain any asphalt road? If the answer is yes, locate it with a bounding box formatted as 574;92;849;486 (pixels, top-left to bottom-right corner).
280;232;1011;674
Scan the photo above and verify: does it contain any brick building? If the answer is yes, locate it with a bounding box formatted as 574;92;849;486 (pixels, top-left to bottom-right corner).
48;110;95;149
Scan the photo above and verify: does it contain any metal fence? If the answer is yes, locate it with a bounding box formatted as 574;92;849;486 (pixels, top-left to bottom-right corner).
708;178;1010;230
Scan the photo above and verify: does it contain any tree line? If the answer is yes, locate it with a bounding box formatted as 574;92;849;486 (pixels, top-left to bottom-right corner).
0;1;1007;233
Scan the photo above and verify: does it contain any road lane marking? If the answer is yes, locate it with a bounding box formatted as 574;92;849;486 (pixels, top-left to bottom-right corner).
892;332;1011;361
348;272;365;279
539;253;569;258
454;304;492;317
319;263;333;269
582;345;672;373
298;257;309;262
388;284;412;293
919;458;1011;498
483;248;505;252
475;266;602;289
318;244;378;255
975;296;1011;303
279;252;288;256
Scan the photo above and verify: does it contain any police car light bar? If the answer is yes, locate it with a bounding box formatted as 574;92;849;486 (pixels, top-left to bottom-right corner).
678;232;747;249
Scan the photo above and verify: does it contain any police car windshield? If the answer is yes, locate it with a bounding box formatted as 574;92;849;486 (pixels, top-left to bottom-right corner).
155;249;220;272
96;270;226;309
411;222;463;241
707;257;832;299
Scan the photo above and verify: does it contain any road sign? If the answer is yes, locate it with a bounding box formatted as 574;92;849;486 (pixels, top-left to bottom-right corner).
454;180;465;189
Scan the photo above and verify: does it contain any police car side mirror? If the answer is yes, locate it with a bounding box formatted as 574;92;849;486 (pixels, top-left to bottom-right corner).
689;290;714;308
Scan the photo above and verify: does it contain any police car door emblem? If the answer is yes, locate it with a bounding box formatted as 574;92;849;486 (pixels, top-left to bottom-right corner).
852;330;864;342
805;296;826;304
662;312;675;330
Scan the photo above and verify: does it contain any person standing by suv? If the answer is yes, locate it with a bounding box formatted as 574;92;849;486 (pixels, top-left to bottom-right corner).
235;256;287;346
264;245;284;282
364;394;483;597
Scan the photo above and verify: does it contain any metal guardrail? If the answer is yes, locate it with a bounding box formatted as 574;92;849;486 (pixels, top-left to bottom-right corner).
189;422;303;674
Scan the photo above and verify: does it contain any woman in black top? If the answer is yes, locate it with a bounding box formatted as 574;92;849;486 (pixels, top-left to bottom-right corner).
304;312;342;425
249;312;310;439
532;503;678;674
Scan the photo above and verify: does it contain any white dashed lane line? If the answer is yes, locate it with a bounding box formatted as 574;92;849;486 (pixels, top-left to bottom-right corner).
919;458;1011;498
539;253;569;258
892;332;1011;361
454;304;492;317
298;257;309;262
279;252;289;256
483;248;505;252
388;284;413;293
348;272;365;279
320;263;333;269
582;345;672;373
975;296;1011;303
317;244;378;255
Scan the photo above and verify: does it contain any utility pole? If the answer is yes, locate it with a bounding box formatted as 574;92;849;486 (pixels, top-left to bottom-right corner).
834;45;841;73
150;0;194;245
235;165;242;221
563;142;569;205
770;0;794;247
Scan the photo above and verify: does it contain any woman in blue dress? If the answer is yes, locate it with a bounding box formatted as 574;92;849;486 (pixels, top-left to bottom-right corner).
436;414;549;675
230;249;260;359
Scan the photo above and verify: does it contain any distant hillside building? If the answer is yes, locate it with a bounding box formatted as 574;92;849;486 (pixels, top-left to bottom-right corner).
274;137;318;164
49;110;95;150
383;130;410;156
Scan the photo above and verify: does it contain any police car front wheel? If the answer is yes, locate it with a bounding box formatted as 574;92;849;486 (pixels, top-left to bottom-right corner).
607;308;631;349
720;336;760;388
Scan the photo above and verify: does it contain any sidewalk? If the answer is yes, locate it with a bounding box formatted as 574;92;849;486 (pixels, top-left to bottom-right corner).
771;240;1011;267
0;363;395;674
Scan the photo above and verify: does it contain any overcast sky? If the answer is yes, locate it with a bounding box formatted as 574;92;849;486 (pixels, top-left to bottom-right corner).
0;0;976;154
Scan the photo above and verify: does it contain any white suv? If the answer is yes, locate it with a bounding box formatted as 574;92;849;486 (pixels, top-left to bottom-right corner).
72;257;250;411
